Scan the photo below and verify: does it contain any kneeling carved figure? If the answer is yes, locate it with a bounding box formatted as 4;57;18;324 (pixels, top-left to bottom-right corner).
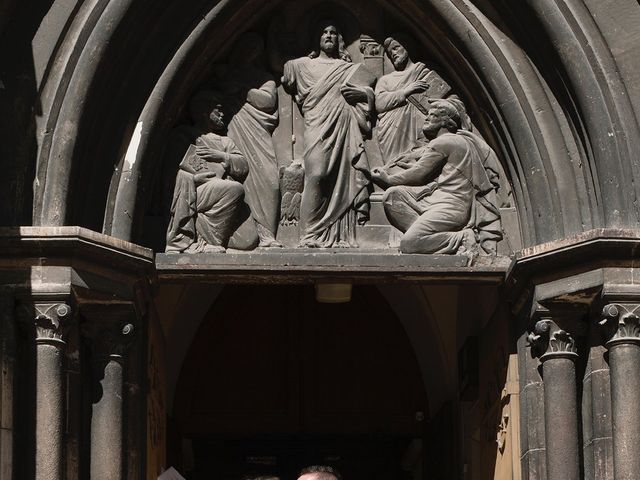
371;99;503;256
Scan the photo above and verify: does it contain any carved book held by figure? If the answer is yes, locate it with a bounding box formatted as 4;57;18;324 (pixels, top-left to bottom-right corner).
408;70;452;115
179;142;226;178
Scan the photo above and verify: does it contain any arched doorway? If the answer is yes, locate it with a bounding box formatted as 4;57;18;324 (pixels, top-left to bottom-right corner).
171;285;430;479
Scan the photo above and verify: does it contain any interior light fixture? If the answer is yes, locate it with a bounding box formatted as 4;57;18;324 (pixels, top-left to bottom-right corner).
315;282;352;303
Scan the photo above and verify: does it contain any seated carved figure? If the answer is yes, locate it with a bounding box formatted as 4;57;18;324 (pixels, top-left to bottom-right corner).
165;91;249;254
371;99;502;255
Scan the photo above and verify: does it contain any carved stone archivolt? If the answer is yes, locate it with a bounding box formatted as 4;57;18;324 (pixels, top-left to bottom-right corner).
160;7;511;255
599;303;640;347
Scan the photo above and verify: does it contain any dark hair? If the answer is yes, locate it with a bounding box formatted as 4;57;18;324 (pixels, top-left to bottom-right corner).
382;33;417;59
430;99;462;131
189;89;223;122
299;465;342;480
308;19;352;62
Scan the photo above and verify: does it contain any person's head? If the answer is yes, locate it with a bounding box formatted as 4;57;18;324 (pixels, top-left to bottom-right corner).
309;20;351;62
383;33;417;71
189;90;225;131
297;465;342;480
422;99;462;139
383;36;410;70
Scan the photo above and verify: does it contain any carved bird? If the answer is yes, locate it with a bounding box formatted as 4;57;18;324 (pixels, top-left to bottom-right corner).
279;159;304;226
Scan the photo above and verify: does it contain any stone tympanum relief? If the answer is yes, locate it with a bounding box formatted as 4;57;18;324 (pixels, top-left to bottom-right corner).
164;13;507;255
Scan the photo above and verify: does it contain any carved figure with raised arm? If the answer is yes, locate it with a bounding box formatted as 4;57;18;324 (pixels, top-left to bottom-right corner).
371;99;503;255
282;20;375;248
165;90;249;254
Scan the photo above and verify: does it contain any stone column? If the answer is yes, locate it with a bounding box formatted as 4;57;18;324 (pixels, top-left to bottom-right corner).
0;290;15;478
528;315;581;480
83;312;135;480
600;303;640;480
21;301;73;480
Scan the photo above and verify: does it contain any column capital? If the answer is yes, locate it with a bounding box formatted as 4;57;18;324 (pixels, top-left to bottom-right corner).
599;302;640;348
81;304;137;359
527;306;583;361
17;301;74;346
528;318;578;361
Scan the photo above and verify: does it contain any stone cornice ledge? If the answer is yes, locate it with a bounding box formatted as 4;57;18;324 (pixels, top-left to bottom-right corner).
0;227;154;274
155;250;511;284
506;228;640;305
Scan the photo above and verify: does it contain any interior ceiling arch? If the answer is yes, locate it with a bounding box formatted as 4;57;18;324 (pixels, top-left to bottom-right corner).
35;0;628;248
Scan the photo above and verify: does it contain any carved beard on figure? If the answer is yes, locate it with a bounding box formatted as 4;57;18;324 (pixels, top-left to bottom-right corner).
208;108;225;131
389;43;409;70
320;28;339;57
422;115;446;139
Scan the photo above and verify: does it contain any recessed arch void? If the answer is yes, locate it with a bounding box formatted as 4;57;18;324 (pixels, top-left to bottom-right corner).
158;283;454;420
32;0;640;247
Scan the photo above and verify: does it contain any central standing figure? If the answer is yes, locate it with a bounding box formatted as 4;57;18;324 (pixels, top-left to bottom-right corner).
282;20;375;248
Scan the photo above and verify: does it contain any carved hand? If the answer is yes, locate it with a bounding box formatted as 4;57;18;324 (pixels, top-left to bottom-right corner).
340;84;368;105
195;145;226;163
404;80;429;97
371;167;391;188
193;171;217;185
395;160;414;170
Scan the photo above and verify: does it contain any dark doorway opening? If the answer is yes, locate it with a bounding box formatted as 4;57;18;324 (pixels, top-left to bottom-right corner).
172;285;430;480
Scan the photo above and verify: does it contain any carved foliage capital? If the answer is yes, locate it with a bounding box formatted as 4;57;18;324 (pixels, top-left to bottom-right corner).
527;318;578;361
82;319;135;359
19;302;74;345
600;303;640;347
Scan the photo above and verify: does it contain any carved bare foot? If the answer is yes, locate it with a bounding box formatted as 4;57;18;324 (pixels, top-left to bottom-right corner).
298;240;320;248
456;229;478;263
202;244;226;254
259;239;284;248
256;224;283;248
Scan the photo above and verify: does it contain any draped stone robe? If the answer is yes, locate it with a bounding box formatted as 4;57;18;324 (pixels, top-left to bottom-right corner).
375;62;430;162
382;131;502;254
165;132;249;253
282;56;374;247
221;66;280;241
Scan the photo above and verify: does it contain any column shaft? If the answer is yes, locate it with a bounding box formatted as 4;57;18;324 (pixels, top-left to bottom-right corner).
35;342;65;480
83;313;133;480
542;356;580;480
609;343;640;480
90;356;124;480
25;302;73;480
